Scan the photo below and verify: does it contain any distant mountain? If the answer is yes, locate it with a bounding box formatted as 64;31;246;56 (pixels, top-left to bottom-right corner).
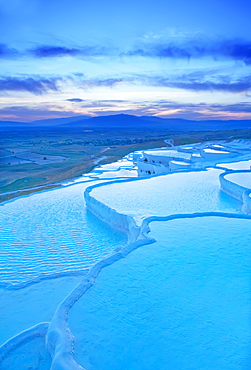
60;114;251;131
30;115;91;126
0;120;30;127
0;115;90;128
60;114;195;129
61;114;148;128
1;113;251;132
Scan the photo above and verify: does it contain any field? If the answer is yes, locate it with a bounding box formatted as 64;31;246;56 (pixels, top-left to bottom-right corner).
1;126;250;203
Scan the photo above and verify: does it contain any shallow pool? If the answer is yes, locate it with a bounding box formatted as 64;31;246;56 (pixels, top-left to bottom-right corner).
217;159;251;170
224;172;251;189
69;216;251;370
90;169;242;223
0;182;127;284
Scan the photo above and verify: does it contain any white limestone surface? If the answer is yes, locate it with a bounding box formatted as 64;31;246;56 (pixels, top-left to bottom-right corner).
96;168;137;178
216;159;251;170
169;160;191;171
144;149;191;160
204;148;229;153
201;148;236;160
224;172;251;189
87;169;241;226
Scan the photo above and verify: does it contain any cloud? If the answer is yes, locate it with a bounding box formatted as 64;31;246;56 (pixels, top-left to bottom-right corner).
31;46;81;58
79;100;128;108
127;38;251;64
143;100;251;119
0;43;18;58
30;45;110;58
72;72;85;77
0;74;131;96
80;77;132;88
3;37;250;64
68;72;251;94
64;75;130;89
0;76;61;94
211;102;251;113
66;98;84;102
126;46;191;59
100;99;126;103
2;37;251;64
219;41;251;65
0;105;83;122
144;74;251;93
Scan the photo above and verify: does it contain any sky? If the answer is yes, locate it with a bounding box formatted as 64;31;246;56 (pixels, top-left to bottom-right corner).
1;0;251;122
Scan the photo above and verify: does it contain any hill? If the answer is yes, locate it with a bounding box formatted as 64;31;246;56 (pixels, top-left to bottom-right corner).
1;113;251;132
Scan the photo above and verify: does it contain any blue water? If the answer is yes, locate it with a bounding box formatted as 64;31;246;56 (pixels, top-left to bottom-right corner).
0;276;82;345
90;169;242;221
69;216;251;370
0;179;127;366
0;336;51;370
0;182;127;283
217;159;251;170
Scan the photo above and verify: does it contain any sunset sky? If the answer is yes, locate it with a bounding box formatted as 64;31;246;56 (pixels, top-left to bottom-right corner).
1;0;251;121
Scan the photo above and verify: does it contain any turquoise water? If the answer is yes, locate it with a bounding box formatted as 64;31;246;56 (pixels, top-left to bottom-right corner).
90;169;242;221
69;216;251;370
0;182;127;283
0;179;127;366
224;172;251;189
0;276;82;345
217;159;251;170
0;336;51;370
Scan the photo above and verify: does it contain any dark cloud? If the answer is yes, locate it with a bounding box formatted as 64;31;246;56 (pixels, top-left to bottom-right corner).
143;100;251;118
73;72;251;94
211;102;251;113
126;46;192;59
143;100;201;110
101;99;126;103
0;106;81;122
111;99;251;120
0;43;18;58
145;74;251;93
72;72;85;77
0;76;61;94
219;41;251;65
31;46;81;58
66;98;84;102
127;39;251;64
2;38;251;64
30;45;109;58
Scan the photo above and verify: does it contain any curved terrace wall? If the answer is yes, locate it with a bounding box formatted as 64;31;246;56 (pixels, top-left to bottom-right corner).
243;190;251;214
220;170;251;213
144;151;191;165
169;160;191;171
137;160;169;176
84;181;141;243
